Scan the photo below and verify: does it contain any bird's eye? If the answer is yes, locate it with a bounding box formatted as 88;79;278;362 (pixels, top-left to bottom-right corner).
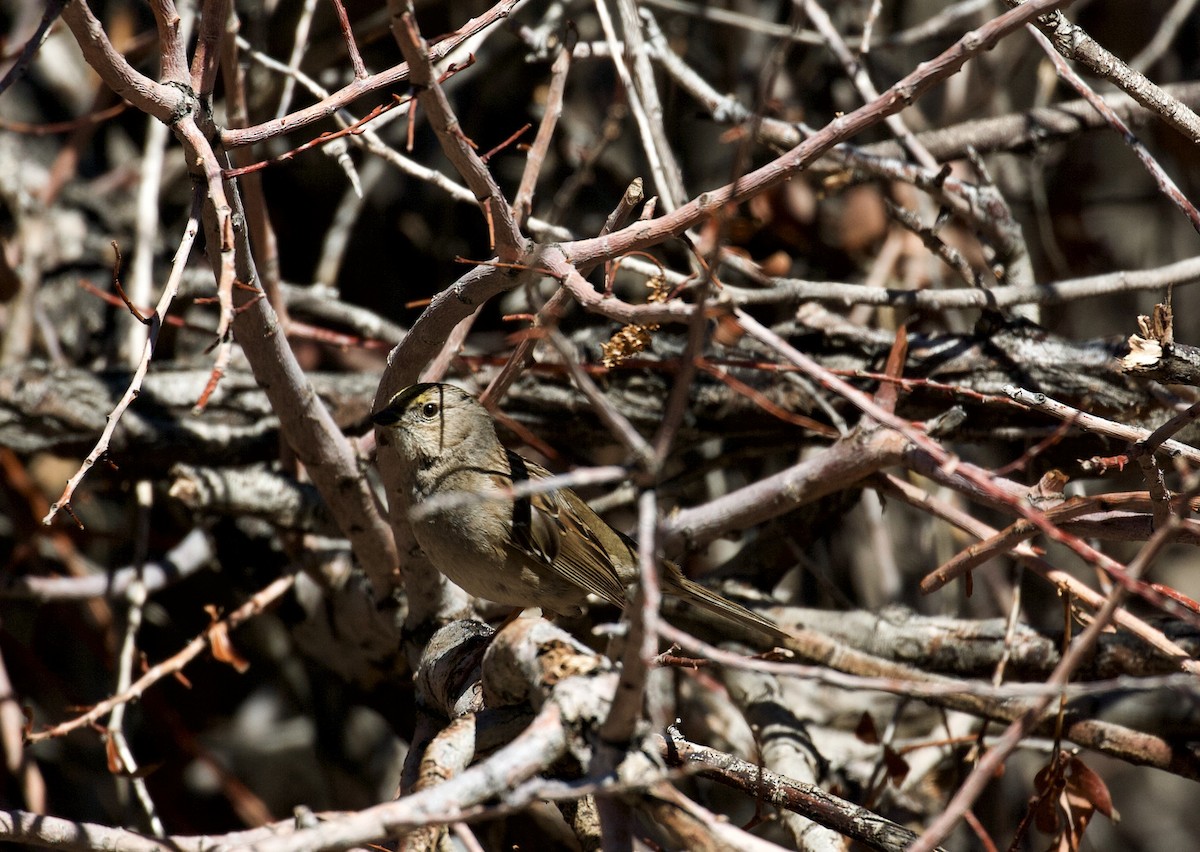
422;401;439;418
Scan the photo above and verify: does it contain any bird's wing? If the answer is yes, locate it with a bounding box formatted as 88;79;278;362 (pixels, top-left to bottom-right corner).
505;451;628;606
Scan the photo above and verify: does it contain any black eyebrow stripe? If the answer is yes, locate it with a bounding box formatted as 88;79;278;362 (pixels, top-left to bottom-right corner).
506;449;533;550
370;382;438;425
436;384;445;452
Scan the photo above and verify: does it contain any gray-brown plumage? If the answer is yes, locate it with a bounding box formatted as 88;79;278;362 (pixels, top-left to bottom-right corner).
373;383;789;641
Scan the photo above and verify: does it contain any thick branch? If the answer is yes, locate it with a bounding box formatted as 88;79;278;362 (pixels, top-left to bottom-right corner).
61;0;188;123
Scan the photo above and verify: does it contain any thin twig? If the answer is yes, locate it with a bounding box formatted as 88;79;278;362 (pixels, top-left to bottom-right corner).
0;0;67;97
563;0;1075;269
1028;25;1200;234
1011;0;1200;143
513;37;573;227
274;0;320;119
329;0;367;79
391;6;526;260
43;195;201;526
222;0;524;148
26;572;296;743
802;0;938;169
1004;385;1200;464
910;519;1183;851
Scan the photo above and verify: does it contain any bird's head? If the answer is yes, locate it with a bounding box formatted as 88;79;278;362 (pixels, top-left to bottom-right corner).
371;382;494;469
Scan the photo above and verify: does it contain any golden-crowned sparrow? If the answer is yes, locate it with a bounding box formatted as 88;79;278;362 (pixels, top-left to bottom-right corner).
372;382;789;641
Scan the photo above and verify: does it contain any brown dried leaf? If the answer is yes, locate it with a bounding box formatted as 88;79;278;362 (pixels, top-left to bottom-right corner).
1066;757;1117;821
600;273;668;368
105;735;125;774
209;622;251;673
107;738;162;779
1033;756;1068;835
600;324;653;369
713;314;745;348
1034;788;1062;835
883;745;910;786
855;712;879;744
874;324;908;413
760;251;792;277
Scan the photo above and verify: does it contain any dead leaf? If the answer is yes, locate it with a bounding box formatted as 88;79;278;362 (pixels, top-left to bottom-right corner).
855;712;879;744
209;622;251;673
883;745;910;786
1066;756;1117;822
105;735;125;774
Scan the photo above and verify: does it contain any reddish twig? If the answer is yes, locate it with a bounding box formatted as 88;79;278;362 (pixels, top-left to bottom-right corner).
910;520;1182;851
59;0;189;123
918;490;1198;594
482;180;646;407
188;0;227;97
221;0;523;148
993;420;1075;477
736;311;1200;626
329;0;367;80
696;359;838;435
391;9;526;261
480;122;532;164
25;573;296;743
222;97;404;178
108;241;149;324
0;101;128;135
875;471;1200;673
0;0;67;97
1004;385;1200;464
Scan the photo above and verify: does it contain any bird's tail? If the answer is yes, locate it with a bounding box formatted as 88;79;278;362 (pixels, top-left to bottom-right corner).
669;575;793;644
